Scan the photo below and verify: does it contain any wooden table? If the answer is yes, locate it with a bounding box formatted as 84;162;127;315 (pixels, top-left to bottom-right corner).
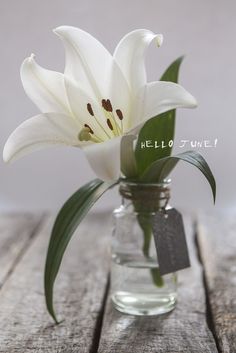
0;211;235;352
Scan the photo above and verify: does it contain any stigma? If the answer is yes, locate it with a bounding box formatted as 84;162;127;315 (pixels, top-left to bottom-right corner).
78;127;92;141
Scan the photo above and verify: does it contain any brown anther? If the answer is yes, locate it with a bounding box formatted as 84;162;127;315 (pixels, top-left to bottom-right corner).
87;103;94;116
102;99;108;110
116;109;123;120
84;124;94;134
106;119;113;131
106;99;113;112
102;99;113;112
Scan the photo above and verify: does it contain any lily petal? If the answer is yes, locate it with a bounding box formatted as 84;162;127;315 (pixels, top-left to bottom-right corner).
114;29;163;95
120;135;137;178
54;26;131;127
82;137;122;181
3;113;81;163
21;55;71;115
129;81;197;133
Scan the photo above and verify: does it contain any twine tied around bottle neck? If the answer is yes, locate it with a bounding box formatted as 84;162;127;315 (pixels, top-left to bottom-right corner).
119;181;171;213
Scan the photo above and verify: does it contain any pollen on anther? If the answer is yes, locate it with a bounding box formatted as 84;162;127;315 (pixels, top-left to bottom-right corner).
106;99;113;112
84;124;94;134
116;109;123;120
102;99;113;112
87;103;94;116
107;119;113;131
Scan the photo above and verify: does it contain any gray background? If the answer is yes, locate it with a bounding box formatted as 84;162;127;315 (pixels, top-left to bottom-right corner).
0;0;235;213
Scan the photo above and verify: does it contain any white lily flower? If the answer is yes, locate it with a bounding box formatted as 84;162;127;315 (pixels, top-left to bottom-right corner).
3;26;197;180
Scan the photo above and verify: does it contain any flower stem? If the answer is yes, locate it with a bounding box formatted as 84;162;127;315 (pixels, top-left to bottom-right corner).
137;214;152;257
136;213;164;288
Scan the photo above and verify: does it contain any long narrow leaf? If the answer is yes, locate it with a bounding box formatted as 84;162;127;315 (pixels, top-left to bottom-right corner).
44;178;117;323
135;111;175;175
141;150;216;203
160;56;184;82
135;57;184;176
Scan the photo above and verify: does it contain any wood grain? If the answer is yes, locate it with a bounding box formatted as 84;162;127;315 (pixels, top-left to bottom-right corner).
1;211;235;352
197;213;236;353
0;213;42;288
0;212;111;353
97;216;218;353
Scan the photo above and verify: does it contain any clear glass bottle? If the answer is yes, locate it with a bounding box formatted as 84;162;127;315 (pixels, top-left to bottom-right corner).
110;180;177;316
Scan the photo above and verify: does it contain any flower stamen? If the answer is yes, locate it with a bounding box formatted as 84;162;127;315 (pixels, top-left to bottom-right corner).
87;103;94;116
101;99;122;136
116;109;124;133
78;127;102;143
102;99;113;112
86;102;112;140
78;127;92;141
84;123;94;134
86;100;124;140
116;109;123;120
107;119;114;131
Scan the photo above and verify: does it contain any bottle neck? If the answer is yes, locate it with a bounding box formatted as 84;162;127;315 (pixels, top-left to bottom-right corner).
119;180;171;213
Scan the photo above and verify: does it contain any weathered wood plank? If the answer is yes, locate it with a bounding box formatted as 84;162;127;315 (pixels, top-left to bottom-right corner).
98;216;218;353
197;213;236;353
0;212;111;353
0;213;42;288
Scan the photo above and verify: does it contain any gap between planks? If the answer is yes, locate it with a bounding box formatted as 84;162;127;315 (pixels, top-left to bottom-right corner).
0;213;45;292
0;212;111;353
195;219;222;353
196;213;236;353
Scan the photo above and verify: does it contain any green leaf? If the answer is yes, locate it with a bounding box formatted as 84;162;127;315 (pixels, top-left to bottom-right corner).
44;178;117;323
135;112;176;175
160;56;184;83
135;56;184;176
151;268;164;287
141;150;216;203
136;213;164;287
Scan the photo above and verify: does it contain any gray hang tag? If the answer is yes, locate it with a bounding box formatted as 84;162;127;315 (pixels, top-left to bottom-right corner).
152;208;190;276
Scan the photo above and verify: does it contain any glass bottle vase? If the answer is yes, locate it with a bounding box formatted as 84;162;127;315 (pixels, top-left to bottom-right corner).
110;180;177;316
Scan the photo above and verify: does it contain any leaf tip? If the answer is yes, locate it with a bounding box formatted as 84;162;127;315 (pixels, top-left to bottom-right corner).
47;303;60;324
213;184;216;205
178;55;185;63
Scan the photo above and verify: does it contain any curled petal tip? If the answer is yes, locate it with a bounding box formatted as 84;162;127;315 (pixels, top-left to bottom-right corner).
3;157;10;164
22;54;36;69
156;34;164;47
53;26;64;37
22;53;36;66
191;96;198;108
21;53;37;73
53;26;71;37
3;144;11;163
53;27;60;34
29;53;35;60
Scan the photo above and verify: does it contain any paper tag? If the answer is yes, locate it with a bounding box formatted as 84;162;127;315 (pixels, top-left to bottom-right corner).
152;208;190;276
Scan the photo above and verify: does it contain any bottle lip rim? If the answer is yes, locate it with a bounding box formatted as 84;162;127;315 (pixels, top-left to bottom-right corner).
119;178;171;188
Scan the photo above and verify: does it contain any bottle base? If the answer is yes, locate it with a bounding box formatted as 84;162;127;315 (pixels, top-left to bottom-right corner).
111;291;177;316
